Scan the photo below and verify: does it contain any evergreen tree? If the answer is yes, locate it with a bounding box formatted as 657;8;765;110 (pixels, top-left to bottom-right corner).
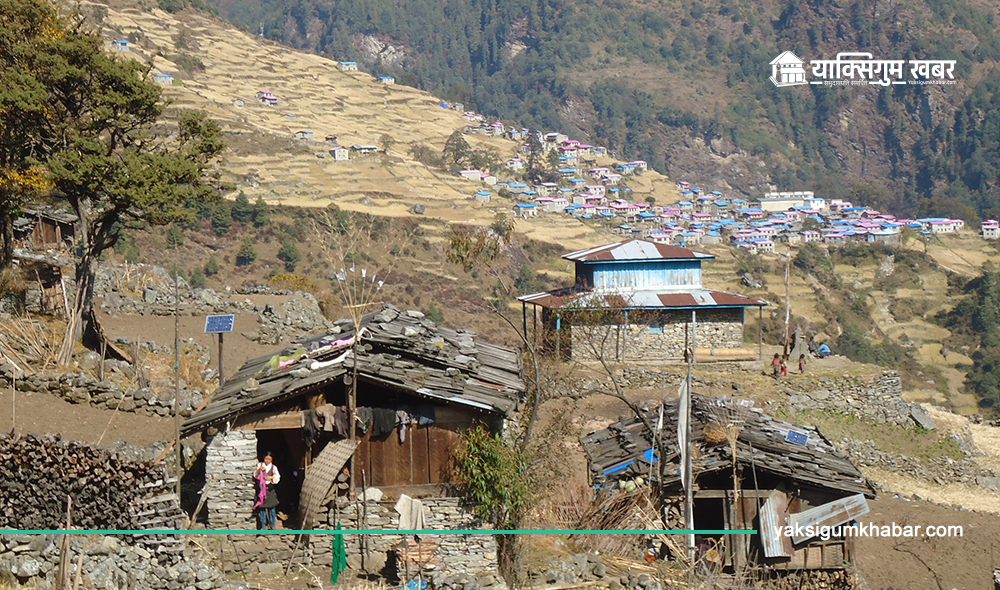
1;0;228;363
204;254;220;276
211;202;232;235
231;191;253;224
277;237;300;271
427;301;444;324
189;266;206;288
251;196;270;227
166;224;183;248
236;236;256;266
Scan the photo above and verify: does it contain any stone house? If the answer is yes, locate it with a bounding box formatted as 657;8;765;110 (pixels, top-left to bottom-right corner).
338;61;358;71
517;240;767;362
329;146;350;161
581;394;873;573
983;220;1000;239
182;305;524;579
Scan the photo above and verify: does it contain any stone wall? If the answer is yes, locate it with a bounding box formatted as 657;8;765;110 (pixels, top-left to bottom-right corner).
0;535;232;590
309;496;498;579
567;308;745;362
203;429;257;530
0;364;204;418
782;372;932;429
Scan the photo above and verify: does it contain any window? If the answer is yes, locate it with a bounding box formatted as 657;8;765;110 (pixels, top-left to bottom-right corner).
648;320;664;334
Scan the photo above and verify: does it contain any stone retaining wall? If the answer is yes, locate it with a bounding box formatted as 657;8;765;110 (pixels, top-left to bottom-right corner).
0;365;203;418
0;535;232;590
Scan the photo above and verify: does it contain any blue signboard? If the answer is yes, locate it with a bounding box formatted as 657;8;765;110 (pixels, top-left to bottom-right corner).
204;314;235;334
785;430;809;446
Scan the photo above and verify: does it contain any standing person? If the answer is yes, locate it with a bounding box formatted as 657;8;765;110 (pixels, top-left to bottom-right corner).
798;353;807;374
771;353;782;378
256;453;281;530
779;356;788;377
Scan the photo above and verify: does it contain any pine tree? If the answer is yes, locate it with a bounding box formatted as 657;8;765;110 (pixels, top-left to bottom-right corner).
189;266;206;288
236;236;257;266
251;197;270;227
166;225;183;248
231;192;253;224
212;203;232;236
277;237;300;271
204;254;220;276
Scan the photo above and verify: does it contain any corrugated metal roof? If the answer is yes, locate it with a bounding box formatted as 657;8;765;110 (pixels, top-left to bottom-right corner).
760;490;793;558
518;288;767;309
562;239;714;262
788;494;870;544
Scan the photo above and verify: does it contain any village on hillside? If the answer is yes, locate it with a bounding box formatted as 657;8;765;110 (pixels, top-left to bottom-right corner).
4;4;1000;590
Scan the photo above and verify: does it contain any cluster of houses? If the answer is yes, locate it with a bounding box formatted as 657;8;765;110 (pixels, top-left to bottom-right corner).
653;189;968;253
471;175;971;252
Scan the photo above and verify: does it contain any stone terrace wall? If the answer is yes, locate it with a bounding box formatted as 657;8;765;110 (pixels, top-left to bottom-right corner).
617;369;930;430
0;365;205;418
782;372;933;429
0;535;231;590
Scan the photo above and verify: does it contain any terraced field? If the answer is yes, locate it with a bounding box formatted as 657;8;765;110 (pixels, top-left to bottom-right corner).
84;0;680;250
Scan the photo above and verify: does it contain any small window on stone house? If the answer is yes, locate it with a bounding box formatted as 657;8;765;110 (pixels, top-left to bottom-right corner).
648;320;664;334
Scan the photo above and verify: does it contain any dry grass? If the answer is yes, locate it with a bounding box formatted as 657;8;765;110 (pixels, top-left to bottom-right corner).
0;315;62;371
0;265;28;295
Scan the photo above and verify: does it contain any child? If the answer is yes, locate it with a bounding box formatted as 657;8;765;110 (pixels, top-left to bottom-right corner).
779;357;788;377
798;353;807;374
771;353;782;378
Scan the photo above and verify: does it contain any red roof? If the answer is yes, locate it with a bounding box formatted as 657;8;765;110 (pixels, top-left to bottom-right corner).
518;288;767;309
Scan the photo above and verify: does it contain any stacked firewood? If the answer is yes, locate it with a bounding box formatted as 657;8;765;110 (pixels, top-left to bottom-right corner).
0;432;177;532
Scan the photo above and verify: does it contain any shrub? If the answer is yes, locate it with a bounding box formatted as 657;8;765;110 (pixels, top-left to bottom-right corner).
277;238;300;272
189;266;206;288
204;254;220;276
426;302;444;324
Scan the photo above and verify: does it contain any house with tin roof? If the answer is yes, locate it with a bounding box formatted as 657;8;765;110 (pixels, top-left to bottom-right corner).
517;240;767;362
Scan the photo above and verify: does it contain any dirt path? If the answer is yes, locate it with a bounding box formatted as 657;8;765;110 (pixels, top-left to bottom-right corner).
854;496;1000;590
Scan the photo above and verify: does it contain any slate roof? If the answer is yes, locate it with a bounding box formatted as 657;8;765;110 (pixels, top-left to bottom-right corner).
579;394;873;497
563;240;714;262
182;305;525;435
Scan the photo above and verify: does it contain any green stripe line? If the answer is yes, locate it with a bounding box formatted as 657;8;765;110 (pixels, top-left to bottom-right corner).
0;529;756;535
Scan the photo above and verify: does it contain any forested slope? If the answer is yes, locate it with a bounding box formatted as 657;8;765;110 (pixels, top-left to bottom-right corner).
207;0;1000;221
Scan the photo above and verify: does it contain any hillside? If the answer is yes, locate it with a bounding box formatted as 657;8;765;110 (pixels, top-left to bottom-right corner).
81;0;683;252
208;0;1000;223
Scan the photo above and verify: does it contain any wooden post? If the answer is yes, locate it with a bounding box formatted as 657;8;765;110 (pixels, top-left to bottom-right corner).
554;315;561;359
686;310;696;560
758;306;763;361
218;332;225;386
174;277;182;502
522;301;527;345
783;246;790;357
